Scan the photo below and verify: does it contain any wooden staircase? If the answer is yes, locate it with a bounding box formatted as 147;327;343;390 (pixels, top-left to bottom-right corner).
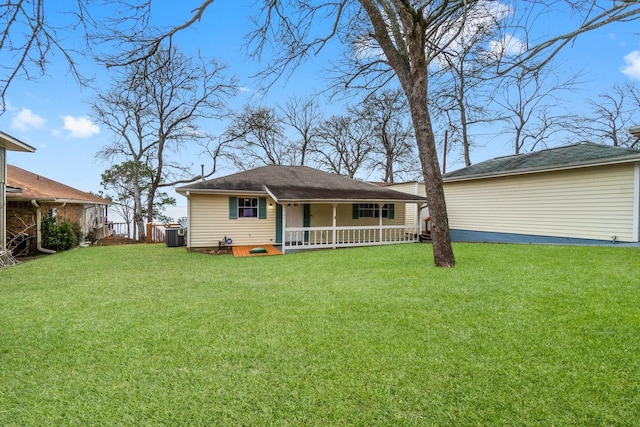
419;217;432;242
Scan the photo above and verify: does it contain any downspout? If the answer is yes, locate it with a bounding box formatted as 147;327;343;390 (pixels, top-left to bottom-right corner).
30;199;56;254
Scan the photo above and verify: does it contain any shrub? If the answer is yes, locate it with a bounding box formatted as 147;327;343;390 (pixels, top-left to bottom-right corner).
42;218;82;251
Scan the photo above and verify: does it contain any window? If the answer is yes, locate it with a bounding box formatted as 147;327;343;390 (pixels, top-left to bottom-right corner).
238;197;258;218
355;203;393;219
229;197;268;219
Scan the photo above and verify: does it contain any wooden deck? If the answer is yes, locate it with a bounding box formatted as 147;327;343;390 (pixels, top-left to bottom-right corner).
232;245;282;257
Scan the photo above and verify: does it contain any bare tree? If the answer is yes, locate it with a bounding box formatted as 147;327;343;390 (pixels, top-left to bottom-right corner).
494;65;579;154
427;2;510;168
359;89;417;183
0;1;92;111
313;113;375;178
574;82;640;148
279;95;324;166
93;44;237;240
224;105;290;169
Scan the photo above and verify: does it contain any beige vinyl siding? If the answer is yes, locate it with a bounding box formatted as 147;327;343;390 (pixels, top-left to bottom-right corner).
386;182;426;227
309;203;406;227
188;193;277;248
444;163;637;242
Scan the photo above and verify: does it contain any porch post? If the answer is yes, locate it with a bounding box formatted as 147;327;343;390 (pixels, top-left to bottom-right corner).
332;204;337;249
634;163;639;242
415;202;421;240
378;203;383;243
281;204;287;254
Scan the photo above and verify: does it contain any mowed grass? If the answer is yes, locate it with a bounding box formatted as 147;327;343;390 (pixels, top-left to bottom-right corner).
1;243;639;426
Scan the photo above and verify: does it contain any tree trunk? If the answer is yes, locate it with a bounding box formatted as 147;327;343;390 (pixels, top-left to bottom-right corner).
401;71;455;267
410;99;455;267
132;176;146;242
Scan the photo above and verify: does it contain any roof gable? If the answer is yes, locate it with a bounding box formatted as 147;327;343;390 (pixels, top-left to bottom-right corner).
6;164;110;205
177;165;426;203
444;143;640;181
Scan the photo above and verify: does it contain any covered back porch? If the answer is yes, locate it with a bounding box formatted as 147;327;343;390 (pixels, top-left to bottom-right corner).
277;202;423;254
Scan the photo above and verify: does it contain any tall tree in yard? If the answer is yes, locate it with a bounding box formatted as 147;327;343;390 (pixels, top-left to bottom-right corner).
101;161;176;239
92;45;238;240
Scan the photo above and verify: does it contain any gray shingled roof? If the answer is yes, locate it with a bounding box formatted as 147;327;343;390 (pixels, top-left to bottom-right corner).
177;165;426;203
443;143;640;181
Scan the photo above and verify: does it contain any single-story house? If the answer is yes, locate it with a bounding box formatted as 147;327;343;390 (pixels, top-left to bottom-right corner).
6;164;112;255
176;165;427;253
1;131;35;253
442;142;640;245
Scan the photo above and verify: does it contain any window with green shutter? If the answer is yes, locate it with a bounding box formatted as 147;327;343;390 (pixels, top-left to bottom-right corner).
353;203;394;219
229;197;268;219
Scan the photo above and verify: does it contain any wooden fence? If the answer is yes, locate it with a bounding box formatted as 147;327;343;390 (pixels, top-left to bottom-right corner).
146;223;181;243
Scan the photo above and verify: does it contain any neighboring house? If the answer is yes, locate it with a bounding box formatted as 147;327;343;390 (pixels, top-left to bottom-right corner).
442;142;640;245
176;165;427;253
6;165;112;255
1;132;35;253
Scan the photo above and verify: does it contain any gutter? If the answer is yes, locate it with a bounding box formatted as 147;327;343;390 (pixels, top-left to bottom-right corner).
30;199;56;254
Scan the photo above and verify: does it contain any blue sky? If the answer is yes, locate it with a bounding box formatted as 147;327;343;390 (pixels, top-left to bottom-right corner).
1;1;639;219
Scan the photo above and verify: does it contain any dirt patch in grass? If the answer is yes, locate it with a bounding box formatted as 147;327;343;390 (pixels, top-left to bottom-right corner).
94;236;141;246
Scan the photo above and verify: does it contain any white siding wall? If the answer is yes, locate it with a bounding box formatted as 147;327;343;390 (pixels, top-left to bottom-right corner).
444;163;638;242
188;194;277;248
386;182;427;230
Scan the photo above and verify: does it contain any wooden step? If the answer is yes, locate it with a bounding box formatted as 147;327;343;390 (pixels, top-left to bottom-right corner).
419;231;432;242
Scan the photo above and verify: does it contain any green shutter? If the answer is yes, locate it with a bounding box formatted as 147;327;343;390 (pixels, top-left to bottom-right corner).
275;204;283;243
258;197;267;219
388;204;395;220
352;204;359;220
303;204;311;242
229;197;238;219
303;204;311;227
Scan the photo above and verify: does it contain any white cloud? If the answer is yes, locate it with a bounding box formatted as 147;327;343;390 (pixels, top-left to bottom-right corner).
621;50;640;80
487;34;526;58
11;108;46;131
62;116;100;138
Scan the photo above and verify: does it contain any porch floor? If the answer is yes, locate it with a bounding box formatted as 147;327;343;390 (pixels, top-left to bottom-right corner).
232;245;282;257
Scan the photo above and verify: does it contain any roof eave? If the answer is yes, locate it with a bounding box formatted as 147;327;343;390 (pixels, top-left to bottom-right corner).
0;131;36;152
6;195;109;205
277;199;426;204
444;155;640;182
177;188;268;196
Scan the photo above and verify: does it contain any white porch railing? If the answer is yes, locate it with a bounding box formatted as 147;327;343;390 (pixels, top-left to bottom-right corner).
282;225;419;253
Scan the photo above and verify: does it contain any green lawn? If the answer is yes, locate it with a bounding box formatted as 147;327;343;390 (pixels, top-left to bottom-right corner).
1;243;639;426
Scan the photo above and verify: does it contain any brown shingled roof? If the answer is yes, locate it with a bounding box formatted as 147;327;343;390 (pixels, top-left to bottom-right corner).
177;165;426;203
6;164;109;205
